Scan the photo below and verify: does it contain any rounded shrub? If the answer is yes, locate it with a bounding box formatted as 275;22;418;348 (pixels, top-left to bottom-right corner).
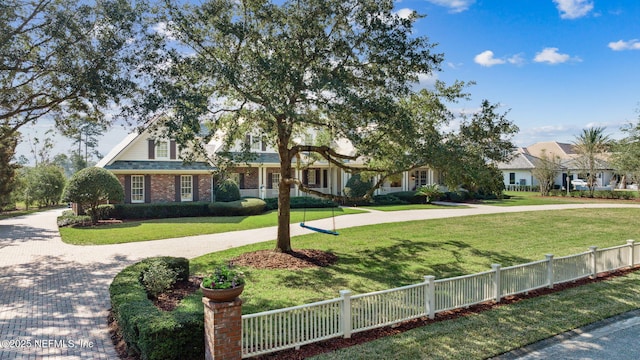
209;198;266;216
343;173;373;199
215;179;241;202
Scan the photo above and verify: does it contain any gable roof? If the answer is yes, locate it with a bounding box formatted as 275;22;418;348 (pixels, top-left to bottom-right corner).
522;141;577;160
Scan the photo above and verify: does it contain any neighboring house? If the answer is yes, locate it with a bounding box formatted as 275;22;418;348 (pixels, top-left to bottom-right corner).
496;141;615;190
495;151;552;191
96;119;441;204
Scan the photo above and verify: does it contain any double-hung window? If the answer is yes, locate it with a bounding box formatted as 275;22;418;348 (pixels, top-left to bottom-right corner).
181;175;193;202
271;173;280;189
155;141;169;159
131;175;144;203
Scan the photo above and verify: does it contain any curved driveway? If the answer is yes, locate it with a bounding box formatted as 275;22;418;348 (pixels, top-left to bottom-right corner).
1;203;639;359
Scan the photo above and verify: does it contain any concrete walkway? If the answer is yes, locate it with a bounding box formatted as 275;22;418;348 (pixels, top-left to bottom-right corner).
1;203;639;359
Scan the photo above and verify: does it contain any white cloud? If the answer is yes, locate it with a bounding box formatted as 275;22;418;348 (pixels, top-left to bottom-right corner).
425;0;475;13
411;72;439;91
152;21;177;40
474;50;505;67
608;39;640;51
395;8;414;19
533;47;579;64
507;53;526;66
553;0;594;19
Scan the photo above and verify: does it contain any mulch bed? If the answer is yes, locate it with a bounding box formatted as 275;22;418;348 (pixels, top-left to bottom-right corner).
231;249;338;269
109;249;639;360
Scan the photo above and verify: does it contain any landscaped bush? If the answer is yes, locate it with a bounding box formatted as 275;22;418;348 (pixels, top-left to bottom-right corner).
343;173;373;199
215;179;241;202
85;204;116;221
143;261;178;298
113;202;210;220
263;196;339;211
371;194;408;205
109;256;202;360
57;210;91;227
387;191;424;204
443;190;471;202
209;198;266;216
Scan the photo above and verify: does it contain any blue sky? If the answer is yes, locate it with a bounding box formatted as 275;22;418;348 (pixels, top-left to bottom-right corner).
16;0;640;163
403;0;640;146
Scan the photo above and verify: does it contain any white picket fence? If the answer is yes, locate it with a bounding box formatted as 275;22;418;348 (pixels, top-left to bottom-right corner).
241;240;639;358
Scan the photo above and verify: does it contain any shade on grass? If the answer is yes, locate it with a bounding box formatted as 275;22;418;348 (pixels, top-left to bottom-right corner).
59;208;364;245
189;208;640;314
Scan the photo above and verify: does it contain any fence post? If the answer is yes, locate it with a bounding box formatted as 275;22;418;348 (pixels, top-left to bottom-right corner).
545;254;554;289
590;246;598;279
424;275;436;320
340;290;352;339
202;297;243;360
492;264;501;303
627;240;635;267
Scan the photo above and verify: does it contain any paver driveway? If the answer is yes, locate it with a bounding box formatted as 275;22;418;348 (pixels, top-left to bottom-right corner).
1;203;639;359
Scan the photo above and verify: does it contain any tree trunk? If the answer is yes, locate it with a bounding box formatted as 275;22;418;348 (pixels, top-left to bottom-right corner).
275;142;293;253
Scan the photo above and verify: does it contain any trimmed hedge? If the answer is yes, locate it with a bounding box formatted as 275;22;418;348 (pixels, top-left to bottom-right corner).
109;257;203;360
209;198;267;216
386;191;424;204
113;202;211;220
263;196;339;211
372;194;408;205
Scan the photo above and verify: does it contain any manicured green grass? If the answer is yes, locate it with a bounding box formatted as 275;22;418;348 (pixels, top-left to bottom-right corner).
59;208;364;245
189;208;640;314
311;270;640;360
485;191;622;206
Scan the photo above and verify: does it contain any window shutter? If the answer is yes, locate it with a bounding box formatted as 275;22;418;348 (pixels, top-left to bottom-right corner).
323;170;328;188
124;175;131;204
316;170;321;186
175;176;181;202
261;136;267;151
302;170;308;185
170;140;177;159
239;173;245;189
245;134;251;147
148;140;155;159
193;175;199;201
144;175;151;203
267;173;273;189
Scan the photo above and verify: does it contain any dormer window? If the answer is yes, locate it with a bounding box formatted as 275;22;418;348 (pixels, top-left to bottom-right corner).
156;141;169;159
148;139;176;160
245;134;267;151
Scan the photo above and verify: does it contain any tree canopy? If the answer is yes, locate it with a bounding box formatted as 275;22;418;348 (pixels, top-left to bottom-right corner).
62;167;123;224
611;117;640;188
129;0;518;252
0;0;142;145
573;127;612;195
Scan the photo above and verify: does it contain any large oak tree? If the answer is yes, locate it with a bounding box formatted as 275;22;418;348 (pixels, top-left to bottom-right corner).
1;0;142;149
130;0;517;252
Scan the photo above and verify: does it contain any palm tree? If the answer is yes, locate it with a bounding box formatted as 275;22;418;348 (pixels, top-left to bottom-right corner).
573;127;612;196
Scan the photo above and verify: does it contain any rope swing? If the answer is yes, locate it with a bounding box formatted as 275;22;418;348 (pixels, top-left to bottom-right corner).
300;149;339;236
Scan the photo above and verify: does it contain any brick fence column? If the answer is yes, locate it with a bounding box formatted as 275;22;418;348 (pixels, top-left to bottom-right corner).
203;298;243;360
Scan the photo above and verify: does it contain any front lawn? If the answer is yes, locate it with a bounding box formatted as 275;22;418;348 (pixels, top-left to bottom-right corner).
60;207;364;245
189;208;640;314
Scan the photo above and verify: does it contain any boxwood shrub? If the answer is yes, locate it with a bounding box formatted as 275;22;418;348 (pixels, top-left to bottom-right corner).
109;257;203;360
113;202;210;220
386;191;423;204
263;196;339;211
209;198;267;216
